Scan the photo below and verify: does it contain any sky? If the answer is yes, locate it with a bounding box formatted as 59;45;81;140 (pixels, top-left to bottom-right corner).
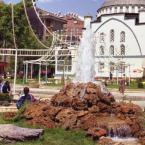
4;0;105;17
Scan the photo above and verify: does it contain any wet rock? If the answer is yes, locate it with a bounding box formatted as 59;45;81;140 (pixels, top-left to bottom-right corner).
109;125;131;138
72;97;87;110
100;94;115;105
86;86;97;94
84;94;100;107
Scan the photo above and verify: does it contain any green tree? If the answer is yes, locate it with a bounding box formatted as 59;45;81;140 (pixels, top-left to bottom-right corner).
0;1;52;72
0;2;52;49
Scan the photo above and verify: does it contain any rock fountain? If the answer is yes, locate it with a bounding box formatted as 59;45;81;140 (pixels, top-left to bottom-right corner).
5;16;145;145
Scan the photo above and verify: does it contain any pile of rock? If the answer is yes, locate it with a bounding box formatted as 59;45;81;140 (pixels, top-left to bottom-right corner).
23;82;145;144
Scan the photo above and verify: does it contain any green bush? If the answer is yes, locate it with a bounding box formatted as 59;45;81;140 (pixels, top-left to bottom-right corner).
0;93;13;102
138;82;144;88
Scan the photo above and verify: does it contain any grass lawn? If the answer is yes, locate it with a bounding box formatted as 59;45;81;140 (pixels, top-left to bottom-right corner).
107;81;145;90
0;115;96;145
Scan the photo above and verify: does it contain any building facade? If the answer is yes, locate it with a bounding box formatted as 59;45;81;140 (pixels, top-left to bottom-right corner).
63;13;84;44
86;0;145;79
28;7;67;41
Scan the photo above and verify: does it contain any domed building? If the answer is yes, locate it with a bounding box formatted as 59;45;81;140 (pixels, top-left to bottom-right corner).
84;0;145;79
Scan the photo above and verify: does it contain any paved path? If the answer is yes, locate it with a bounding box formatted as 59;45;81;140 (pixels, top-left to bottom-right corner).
14;85;145;100
1;85;145;112
111;91;145;100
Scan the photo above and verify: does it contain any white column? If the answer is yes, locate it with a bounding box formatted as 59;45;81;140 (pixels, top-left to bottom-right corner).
23;64;25;84
26;63;28;83
13;49;18;94
12;3;17;94
129;64;131;85
55;49;58;77
38;63;41;85
30;63;33;79
45;63;48;84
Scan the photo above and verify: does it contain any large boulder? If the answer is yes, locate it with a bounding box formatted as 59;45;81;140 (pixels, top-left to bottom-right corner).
0;124;43;141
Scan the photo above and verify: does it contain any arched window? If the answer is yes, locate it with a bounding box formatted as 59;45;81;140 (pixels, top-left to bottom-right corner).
67;36;71;40
132;6;135;13
100;46;104;55
126;6;129;13
110;45;114;55
120;6;123;13
110;29;114;42
110;7;112;13
120;31;125;42
100;32;105;43
120;44;125;55
114;7;117;13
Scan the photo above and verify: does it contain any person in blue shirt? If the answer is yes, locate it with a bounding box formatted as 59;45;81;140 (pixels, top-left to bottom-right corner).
2;81;11;94
0;78;4;93
16;87;36;109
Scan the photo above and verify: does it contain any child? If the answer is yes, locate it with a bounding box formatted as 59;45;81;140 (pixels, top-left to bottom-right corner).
16;87;36;109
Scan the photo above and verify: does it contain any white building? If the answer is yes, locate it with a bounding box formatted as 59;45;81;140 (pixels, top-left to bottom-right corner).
55;0;145;79
85;0;145;79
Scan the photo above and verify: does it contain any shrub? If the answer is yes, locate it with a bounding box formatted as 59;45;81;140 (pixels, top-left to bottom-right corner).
0;93;13;102
138;82;144;88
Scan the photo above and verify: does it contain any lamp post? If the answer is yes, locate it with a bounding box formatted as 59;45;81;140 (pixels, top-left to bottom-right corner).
38;63;41;85
45;62;48;84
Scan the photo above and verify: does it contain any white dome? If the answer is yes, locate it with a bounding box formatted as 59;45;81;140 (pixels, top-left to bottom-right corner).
97;0;145;16
101;0;145;8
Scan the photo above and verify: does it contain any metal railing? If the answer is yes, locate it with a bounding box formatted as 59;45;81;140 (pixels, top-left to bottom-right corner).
0;48;51;56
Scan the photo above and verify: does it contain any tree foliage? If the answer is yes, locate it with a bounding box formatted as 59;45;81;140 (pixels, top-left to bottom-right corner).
0;2;51;49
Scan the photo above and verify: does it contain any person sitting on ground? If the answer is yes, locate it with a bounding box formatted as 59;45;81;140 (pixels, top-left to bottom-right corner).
2;81;11;94
16;87;36;109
